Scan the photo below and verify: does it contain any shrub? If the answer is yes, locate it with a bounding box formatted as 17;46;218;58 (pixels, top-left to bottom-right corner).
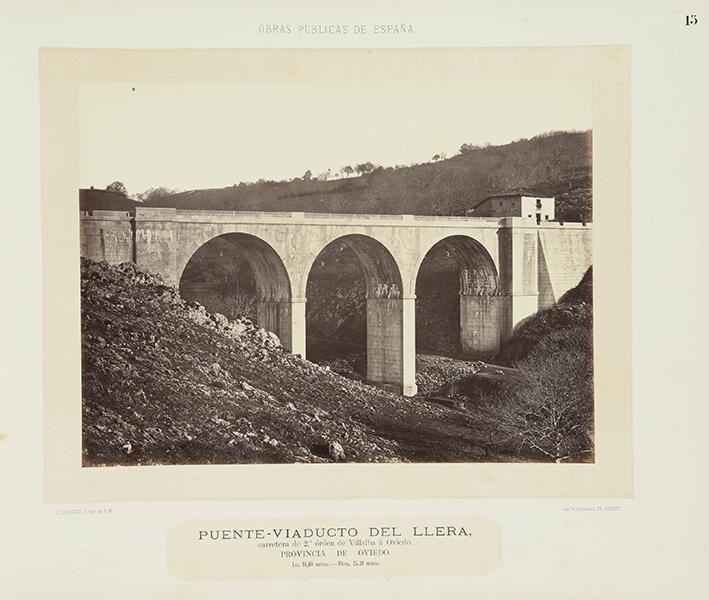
185;289;257;322
495;325;594;462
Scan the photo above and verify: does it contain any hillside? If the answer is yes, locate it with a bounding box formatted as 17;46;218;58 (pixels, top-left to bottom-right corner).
494;266;593;365
80;130;592;221
82;259;547;465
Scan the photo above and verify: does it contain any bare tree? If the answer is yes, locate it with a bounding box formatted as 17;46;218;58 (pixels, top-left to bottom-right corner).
494;328;594;462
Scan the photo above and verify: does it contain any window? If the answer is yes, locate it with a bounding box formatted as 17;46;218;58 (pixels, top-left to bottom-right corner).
536;198;542;209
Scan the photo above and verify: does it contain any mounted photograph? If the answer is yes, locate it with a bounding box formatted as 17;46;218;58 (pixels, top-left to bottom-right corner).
77;74;594;466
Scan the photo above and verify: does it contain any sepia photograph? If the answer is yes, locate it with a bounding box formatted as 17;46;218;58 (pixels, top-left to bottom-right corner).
25;38;633;595
4;1;705;597
78;74;594;466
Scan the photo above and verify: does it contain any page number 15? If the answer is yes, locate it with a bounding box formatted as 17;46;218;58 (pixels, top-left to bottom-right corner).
685;14;698;25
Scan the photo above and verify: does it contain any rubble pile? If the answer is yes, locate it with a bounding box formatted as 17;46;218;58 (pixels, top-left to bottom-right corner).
80;259;503;465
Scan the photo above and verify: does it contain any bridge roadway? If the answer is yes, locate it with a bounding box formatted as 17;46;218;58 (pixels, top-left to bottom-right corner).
80;208;592;396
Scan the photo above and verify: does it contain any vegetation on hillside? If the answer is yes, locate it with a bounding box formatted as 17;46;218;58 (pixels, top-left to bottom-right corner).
81;130;592;221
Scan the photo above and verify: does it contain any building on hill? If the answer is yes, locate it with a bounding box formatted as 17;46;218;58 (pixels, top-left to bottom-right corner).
467;191;555;224
80;188;139;212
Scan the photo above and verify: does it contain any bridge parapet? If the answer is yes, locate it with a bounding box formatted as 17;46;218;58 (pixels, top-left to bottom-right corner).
166;209;508;228
80;210;132;219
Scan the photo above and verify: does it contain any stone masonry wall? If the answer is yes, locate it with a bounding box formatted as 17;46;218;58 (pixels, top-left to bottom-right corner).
79;211;134;264
459;295;504;357
537;226;592;309
366;298;403;388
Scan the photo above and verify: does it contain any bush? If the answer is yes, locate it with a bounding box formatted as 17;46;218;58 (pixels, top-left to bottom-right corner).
471;267;595;461
495;325;594;462
184;289;257;322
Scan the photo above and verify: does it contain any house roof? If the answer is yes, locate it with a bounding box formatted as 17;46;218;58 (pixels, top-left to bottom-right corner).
79;188;140;211
468;189;554;211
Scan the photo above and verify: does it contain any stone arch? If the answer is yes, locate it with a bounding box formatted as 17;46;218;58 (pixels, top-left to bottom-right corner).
301;233;404;301
305;234;413;394
413;235;502;358
412;235;499;297
178;232;299;352
179;232;292;302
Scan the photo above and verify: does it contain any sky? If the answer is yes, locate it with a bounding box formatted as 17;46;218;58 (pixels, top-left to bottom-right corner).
78;78;592;195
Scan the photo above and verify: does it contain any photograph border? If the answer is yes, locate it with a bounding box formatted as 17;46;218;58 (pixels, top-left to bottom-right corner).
40;46;632;503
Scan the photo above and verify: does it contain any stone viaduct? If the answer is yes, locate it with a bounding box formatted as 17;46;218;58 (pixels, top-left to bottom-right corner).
80;207;592;396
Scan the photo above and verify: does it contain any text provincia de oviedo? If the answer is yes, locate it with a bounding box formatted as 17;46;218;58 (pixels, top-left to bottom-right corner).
258;23;414;35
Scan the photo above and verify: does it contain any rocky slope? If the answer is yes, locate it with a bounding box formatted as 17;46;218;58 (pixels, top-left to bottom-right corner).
81;259;515;465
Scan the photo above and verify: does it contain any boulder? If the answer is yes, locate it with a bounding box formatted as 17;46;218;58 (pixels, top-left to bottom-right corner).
328;441;345;462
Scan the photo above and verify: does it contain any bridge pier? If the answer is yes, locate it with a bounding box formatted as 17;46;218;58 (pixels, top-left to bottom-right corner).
366;296;417;397
401;296;417;397
256;298;306;358
459;294;504;358
498;218;539;342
